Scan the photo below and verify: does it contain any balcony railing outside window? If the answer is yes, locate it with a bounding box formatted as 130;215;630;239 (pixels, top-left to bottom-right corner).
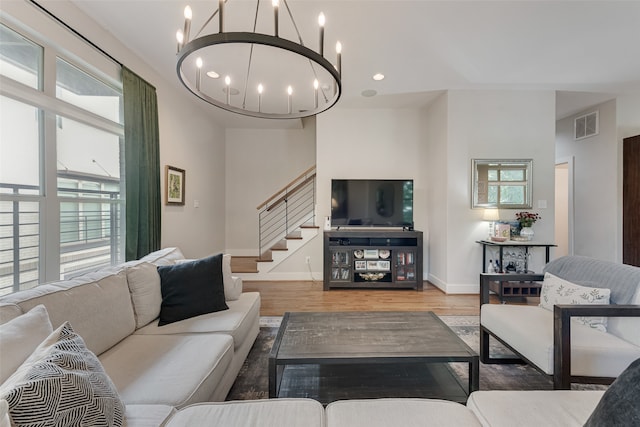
0;182;122;296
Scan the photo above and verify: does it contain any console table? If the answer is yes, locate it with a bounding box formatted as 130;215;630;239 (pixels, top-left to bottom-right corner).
476;240;556;274
324;230;423;290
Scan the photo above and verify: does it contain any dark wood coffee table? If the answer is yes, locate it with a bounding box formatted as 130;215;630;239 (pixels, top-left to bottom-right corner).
268;311;479;404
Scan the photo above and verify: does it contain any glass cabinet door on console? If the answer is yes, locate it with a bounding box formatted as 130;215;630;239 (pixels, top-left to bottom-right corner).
395;250;416;282
330;250;351;281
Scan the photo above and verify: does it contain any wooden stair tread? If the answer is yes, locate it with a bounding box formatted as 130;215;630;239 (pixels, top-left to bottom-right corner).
230;256;259;273
300;225;319;229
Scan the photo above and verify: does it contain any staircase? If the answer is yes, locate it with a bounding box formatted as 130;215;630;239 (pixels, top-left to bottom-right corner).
231;165;319;279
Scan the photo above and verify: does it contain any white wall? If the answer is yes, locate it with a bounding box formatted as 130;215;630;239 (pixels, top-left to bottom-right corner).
428;90;557;293
556;99;618;261
224;119;316;255
2;0;227;259
423;93;449;285
316;107;426;277
554;163;569;257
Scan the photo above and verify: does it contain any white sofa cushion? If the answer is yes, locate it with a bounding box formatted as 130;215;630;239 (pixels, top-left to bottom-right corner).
125;405;175;427
467;390;605;427
482;304;640;376
140;247;185;266
0;305;52;384
2;270;136;356
126;262;162;328
0;303;22;324
326;398;482;427
539;272;611;332
0;322;125;427
165;399;325;427
608;286;640;347
134;292;260;351
99;333;234;408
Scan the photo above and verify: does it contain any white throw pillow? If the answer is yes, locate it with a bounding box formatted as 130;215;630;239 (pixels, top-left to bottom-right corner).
126;261;162;328
0;305;53;384
0;322;125;427
0;400;10;427
223;254;242;301
539;272;611;332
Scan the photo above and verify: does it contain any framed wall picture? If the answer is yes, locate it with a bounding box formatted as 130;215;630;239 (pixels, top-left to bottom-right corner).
166;165;185;205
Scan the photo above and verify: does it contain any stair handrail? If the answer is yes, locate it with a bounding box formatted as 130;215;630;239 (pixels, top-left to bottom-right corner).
257;165;316;260
256;164;316;210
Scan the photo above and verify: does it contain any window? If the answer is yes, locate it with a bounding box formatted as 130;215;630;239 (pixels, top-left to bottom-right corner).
472;159;532;209
0;21;124;295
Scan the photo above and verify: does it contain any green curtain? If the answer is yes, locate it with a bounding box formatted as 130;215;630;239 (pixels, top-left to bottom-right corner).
122;66;161;260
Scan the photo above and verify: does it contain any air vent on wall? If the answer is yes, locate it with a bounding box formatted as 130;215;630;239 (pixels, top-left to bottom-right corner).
574;110;599;140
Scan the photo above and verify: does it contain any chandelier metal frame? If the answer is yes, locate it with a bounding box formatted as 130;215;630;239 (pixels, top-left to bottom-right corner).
175;0;342;120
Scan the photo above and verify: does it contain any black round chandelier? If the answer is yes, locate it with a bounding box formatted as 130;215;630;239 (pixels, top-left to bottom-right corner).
175;0;342;119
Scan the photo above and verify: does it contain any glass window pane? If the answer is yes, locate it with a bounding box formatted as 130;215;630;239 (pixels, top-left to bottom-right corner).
487;170;498;181
56;58;122;123
57;117;121;198
0;200;40;295
0;24;42;89
500;170;524;181
499;186;525;205
0;96;41;195
60;201;122;278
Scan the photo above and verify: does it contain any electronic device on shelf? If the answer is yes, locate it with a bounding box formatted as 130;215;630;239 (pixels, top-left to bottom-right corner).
330;179;413;229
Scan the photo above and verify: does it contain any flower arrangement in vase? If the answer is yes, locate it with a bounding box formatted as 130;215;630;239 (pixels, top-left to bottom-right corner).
516;211;540;240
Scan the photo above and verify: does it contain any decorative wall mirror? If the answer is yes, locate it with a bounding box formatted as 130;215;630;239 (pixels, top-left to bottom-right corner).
472;159;532;209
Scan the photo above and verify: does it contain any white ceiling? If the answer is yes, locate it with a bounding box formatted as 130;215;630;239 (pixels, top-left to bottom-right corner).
68;0;640;127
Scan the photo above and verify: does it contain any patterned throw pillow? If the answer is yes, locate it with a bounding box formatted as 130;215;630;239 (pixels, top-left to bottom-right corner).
539;272;611;332
0;322;124;427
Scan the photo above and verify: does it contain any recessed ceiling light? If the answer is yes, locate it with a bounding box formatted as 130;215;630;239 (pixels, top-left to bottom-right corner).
206;71;220;79
361;89;377;97
372;73;385;81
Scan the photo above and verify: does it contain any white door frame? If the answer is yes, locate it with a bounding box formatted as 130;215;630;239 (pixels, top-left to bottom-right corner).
556;156;575;256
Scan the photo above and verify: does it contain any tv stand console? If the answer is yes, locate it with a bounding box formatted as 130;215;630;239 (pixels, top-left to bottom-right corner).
324;229;423;291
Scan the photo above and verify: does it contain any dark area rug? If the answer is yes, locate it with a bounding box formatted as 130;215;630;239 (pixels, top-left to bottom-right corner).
226;316;606;401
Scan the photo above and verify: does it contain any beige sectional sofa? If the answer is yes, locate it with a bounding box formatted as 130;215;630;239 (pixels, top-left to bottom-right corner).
1;248;636;426
0;247;260;426
158;389;610;427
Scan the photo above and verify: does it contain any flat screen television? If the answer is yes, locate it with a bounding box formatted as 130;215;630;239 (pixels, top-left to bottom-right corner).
330;179;413;228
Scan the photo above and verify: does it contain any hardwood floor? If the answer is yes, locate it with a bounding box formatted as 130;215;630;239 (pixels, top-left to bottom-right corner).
242;280;482;317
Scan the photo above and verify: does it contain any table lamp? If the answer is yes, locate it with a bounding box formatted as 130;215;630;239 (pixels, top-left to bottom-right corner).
483;208;500;238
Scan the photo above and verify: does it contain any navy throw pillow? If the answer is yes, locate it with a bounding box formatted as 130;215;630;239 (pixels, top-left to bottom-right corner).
157;254;228;326
584;357;640;426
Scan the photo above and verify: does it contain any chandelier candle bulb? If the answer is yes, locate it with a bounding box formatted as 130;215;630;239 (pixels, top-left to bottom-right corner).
225;76;231;104
272;0;279;37
195;57;203;90
314;79;319;108
336;41;342;75
219;0;224;33
183;6;192;44
258;84;263;112
176;30;184;52
287;85;293;113
318;13;325;56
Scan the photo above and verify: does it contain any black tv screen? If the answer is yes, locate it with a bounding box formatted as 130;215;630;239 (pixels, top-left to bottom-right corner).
331;179;414;228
